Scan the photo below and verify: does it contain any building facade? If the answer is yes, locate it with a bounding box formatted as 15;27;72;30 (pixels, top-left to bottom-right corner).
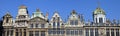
1;5;120;36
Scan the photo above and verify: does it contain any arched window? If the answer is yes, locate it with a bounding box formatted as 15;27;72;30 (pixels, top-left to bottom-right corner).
99;18;103;23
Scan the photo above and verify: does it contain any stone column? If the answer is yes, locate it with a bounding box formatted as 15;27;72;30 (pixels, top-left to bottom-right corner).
114;29;116;36
84;29;85;36
110;28;111;36
94;28;95;36
89;29;90;36
13;29;15;36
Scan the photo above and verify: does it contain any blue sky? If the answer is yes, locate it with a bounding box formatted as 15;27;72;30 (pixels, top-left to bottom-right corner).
0;0;120;22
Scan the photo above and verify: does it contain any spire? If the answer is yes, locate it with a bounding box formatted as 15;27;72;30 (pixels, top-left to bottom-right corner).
93;0;106;15
97;0;100;8
19;5;27;9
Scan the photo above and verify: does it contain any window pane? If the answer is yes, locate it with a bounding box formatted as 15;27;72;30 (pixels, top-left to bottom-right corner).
79;29;83;35
86;28;89;36
116;29;119;36
66;29;70;35
111;29;114;36
57;22;60;27
106;29;110;36
75;20;78;25
29;31;33;36
95;28;99;36
90;28;94;36
41;24;44;28
36;24;39;28
53;22;56;27
99;18;103;23
30;24;33;28
41;31;45;36
70;20;74;25
35;31;39;36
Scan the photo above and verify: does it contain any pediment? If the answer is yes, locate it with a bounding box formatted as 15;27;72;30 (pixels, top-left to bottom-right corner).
30;17;46;22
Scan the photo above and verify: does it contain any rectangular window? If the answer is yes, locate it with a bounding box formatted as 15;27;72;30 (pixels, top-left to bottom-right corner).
57;30;60;34
75;20;78;25
57;17;60;22
57;22;60;27
60;29;65;34
48;29;52;34
10;30;13;36
99;18;103;23
71;30;74;35
53;22;56;27
106;29;110;36
16;32;18;36
35;24;39;28
70;20;74;25
41;31;45;36
35;31;39;36
96;18;97;23
7;31;9;36
79;29;83;35
24;29;26;36
111;29;114;36
85;28;89;36
30;24;33;28
95;28;99;36
29;31;33;36
116;29;119;36
90;28;94;36
2;31;5;36
75;30;78;35
53;17;55;21
41;24;44;28
66;29;70;35
20;29;22;36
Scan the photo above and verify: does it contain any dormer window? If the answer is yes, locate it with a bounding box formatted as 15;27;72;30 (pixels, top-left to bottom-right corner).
70;20;78;25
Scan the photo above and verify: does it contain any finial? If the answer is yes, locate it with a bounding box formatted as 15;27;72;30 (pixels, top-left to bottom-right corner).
36;8;40;12
19;4;27;9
